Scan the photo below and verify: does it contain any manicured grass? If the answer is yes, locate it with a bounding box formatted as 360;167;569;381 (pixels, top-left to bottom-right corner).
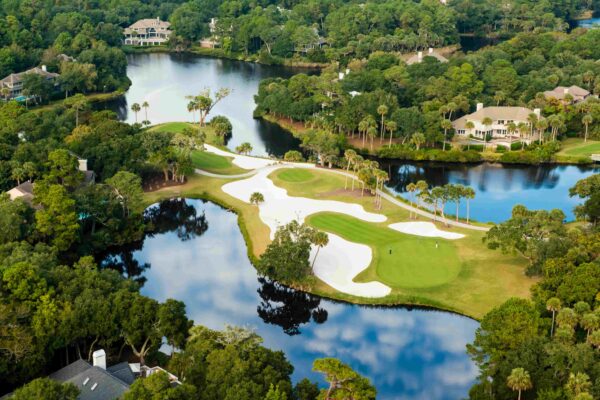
190;150;248;175
277;169;315;183
559;138;600;157
148;122;223;146
308;213;461;288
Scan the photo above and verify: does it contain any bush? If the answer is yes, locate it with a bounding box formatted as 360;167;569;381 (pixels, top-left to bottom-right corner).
465;144;485;152
511;141;525;151
377;145;482;163
495;145;508;153
284;150;304;162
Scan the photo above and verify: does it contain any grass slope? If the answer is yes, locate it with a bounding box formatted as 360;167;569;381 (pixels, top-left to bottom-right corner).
308;213;461;288
278;169;315;182
148;121;224;146
559;138;600;157
190;151;248;175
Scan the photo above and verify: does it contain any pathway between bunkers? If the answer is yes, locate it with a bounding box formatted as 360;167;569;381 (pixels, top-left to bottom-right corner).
147;144;534;319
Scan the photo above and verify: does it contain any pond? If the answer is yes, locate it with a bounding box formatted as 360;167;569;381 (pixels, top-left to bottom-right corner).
382;161;599;223
103;198;479;400
576;17;600;28
104;52;306;157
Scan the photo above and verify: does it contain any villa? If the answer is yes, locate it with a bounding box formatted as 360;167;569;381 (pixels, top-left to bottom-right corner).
123;18;172;46
543;85;591;103
0;65;59;100
453;103;542;139
406;48;448;65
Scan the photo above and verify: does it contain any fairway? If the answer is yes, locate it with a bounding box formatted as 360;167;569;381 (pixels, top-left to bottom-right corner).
191;150;248;175
149;122;192;133
308;213;462;289
559;138;600;157
278;168;315;182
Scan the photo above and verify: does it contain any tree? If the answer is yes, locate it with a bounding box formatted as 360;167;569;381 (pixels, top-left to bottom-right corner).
582;114;593;142
284;151;304;162
123;371;196;400
12;378;79;400
580;313;599;340
406;182;417;219
186;88;231;126
482;117;493;149
385;119;397;146
312;358;376;400
0;194;33;244
34;184;79;251
142;101;150;124
250;192;265;206
131;103;141;124
236;142;253;155
22;73;54;104
106;171;144;217
264;384;288;400
158;299;191;355
411;132;426;150
311;231;329;269
343;149;357;189
441;119;453;151
463;186;475;224
58;62;97;97
377;104;388;143
546;297;561;337
506;368;532;400
64;93;88;127
565;373;592;399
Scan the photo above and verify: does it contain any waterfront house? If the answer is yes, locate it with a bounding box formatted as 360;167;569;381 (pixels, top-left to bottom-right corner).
123;18;172;46
452;103;542;139
406;48;448;65
543;85;591;103
0;66;59;100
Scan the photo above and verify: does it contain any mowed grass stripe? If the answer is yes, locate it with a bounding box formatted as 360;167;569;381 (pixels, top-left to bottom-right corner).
308;213;462;289
278;169;315;182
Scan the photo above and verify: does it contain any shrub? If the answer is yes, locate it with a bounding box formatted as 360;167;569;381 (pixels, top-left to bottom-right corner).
496;145;508;153
284;150;304;162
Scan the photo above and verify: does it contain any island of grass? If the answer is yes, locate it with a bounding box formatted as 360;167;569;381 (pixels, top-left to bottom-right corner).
148;122;249;175
145;154;533;319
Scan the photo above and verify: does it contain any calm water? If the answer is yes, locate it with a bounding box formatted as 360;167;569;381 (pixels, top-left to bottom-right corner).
577;17;600;28
383;161;599;223
105;53;304;157
104;199;478;400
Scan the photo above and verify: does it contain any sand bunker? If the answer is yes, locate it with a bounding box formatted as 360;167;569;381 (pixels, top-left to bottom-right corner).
388;222;465;240
221;166;392;298
204;144;274;170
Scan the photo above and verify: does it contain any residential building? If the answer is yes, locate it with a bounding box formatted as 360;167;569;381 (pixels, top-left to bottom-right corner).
452;103;542;139
406;48;448;65
543;85;591;103
123;18;172;46
0;66;59;100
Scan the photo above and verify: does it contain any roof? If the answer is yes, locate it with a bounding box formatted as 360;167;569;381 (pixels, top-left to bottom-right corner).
127;18;171;30
106;363;136;385
406;49;448;65
50;359;131;400
543;85;590;100
7;181;34;204
0;67;59;88
452;106;539;129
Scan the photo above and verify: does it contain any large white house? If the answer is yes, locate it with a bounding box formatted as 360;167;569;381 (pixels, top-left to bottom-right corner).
0;65;59;100
543;85;591;103
452;103;542;139
124;18;172;46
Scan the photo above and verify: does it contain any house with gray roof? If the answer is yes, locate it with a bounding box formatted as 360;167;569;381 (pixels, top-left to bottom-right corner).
0;66;60;100
406;48;448;65
124;18;172;46
452;103;542;140
543;85;591;103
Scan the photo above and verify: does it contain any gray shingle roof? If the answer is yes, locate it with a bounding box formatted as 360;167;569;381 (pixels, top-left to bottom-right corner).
106;362;136;385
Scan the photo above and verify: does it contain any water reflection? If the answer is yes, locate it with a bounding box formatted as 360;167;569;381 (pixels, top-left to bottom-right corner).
104;53;305;157
104;198;479;399
383;161;599;223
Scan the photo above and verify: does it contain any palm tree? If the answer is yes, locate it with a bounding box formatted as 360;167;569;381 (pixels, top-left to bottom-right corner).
465;121;475;150
582;114;593;142
527;113;539;143
441;119;453;151
411;132;426;150
131;103;141;124
581;313;599;340
11;165;25;185
547;114;564;142
517;122;528;150
566;373;592;398
507;368;532;400
494;90;506;106
546;297;561;337
556;307;578;329
374;169;388;209
536;118;549;144
385;120;397;146
311;231;329;268
343;149;357;189
377;104;388;143
482;117;493;149
142;101;150;123
507;122;517;150
407;182;417;219
463;186;475;224
367;126;377;151
187;101;196;124
589;329;600;349
65;94;88;127
351;155;363;191
235;142;253;155
249;192;265;206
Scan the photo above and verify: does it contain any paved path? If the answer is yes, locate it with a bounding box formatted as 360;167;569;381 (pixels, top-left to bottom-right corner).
195;159;490;232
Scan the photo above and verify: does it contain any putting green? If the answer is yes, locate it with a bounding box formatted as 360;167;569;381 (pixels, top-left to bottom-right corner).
308;213;462;289
278;168;315;182
191;151;248;175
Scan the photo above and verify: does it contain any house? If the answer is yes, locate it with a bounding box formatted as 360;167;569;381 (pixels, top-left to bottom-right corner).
123;18;172;46
57;53;77;63
406;48;448;65
293;27;327;53
543;85;591;103
0;350;181;400
0;66;60;100
452;103;542;139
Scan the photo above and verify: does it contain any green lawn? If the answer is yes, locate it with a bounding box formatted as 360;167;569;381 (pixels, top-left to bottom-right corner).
190;150;248;175
308;213;461;288
559;138;600;157
277;169;315;183
149;122;223;146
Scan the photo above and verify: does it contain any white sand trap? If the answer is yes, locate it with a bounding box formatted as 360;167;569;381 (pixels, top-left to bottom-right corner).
204;144;274;170
221;166;391;298
311;234;391;298
388;222;465;240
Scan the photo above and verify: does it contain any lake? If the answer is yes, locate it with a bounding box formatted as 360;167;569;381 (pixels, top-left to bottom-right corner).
383;161;599;223
103;198;479;400
577;17;600;28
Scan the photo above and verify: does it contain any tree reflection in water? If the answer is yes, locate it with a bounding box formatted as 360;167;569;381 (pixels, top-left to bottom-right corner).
101;198;209;283
257;277;328;335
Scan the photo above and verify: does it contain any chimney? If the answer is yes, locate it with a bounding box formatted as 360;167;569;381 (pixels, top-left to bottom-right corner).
534;108;541;117
417;51;423;61
429;47;433;54
338;72;344;80
563;87;569;95
92;349;106;370
345;68;350;74
41;65;47;72
78;159;88;172
157;17;160;22
476;103;484;111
